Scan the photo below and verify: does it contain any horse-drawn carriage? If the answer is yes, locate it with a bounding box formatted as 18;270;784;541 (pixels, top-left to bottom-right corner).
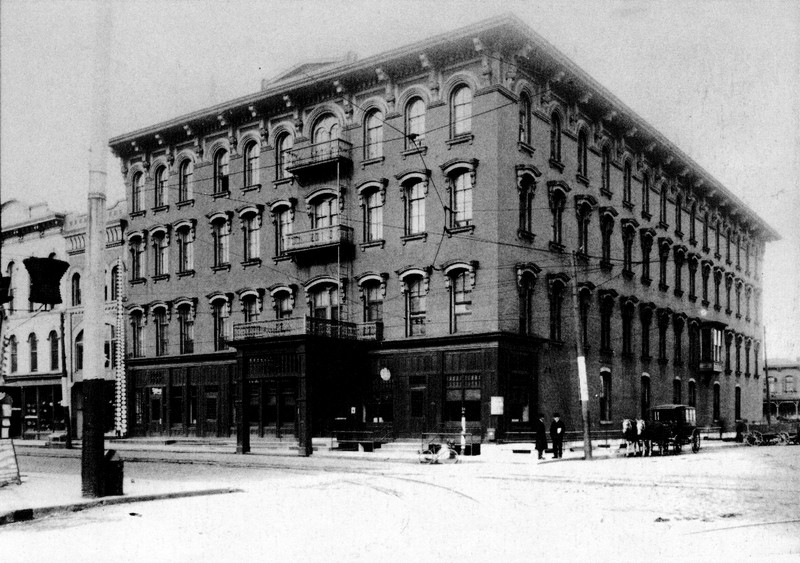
741;422;799;446
623;404;701;456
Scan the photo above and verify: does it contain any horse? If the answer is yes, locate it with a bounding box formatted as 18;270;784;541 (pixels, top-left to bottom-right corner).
622;419;642;457
635;419;649;456
642;421;671;456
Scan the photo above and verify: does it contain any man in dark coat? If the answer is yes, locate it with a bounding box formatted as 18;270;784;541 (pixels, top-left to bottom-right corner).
550;412;565;458
535;413;547;459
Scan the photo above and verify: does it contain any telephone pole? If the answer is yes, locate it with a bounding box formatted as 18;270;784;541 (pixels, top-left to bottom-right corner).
570;252;592;460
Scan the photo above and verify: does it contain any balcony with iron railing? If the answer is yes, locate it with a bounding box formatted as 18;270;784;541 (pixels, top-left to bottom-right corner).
232;316;383;342
282;224;353;255
285;138;352;178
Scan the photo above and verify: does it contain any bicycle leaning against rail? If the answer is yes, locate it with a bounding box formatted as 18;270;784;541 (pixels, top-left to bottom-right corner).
418;439;460;464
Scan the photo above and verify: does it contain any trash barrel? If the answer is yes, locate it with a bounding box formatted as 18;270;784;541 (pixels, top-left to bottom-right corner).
103;449;124;497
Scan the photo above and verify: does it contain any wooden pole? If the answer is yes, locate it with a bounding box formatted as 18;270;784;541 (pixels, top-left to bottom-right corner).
570;251;592;460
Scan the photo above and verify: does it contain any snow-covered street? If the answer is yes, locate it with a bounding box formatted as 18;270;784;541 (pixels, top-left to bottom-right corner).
2;444;799;561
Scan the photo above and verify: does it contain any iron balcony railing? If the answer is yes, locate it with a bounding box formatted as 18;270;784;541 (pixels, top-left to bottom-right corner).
282;224;353;254
285;138;352;173
233;316;374;341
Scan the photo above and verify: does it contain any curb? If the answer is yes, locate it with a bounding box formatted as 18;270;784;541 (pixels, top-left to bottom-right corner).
0;487;242;527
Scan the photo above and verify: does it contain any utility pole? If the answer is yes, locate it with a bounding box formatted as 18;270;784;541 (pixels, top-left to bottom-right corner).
82;0;112;498
570;251;592;460
60;312;72;449
763;326;771;426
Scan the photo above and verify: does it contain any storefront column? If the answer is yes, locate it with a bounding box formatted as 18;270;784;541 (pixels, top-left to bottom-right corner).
236;349;250;454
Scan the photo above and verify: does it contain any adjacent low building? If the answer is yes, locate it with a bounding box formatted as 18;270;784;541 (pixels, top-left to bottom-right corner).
764;358;800;421
109;14;778;450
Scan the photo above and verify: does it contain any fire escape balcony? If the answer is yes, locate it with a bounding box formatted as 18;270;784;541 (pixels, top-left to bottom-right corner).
282;224;353;255
285;139;353;178
232;316;382;342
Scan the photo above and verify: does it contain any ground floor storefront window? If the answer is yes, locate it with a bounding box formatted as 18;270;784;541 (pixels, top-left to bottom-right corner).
445;374;481;422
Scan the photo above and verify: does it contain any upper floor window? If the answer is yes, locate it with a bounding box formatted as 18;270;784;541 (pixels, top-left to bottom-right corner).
242;294;260;323
600;214;615;266
71;273;81;306
364;109;384;159
549;189;567;246
312;114;340;158
688;380;696;407
152;231;169;276
577;128;588;177
642;173;651;216
599;293;614;353
48;330;59;371
154;308;169;357
130;311;144;358
110;265;119;302
623;160;632;204
273;290;293;319
132;172;145;213
213;149;229;194
576;200;593;255
273;205;293;255
362;281;383;322
176;225;194;273
211;217;230;267
518;174;536;236
310;284;339;321
154;165;168;207
622;223;636;274
28;332;38;372
178;159;193;202
673;379;683;405
404;179;426;236
8;335;17;373
177;304;194;354
548;277;566;342
130;235;145;279
450;170;473;229
785;375;796;394
448;268;473;334
5;262;14;313
601;145;612;194
451;85;472;137
276;133;294;180
75;331;84;370
404;276;426;336
660;186;668;226
550;112;562;162
517;270;537;336
210;298;230;351
405;97;426;147
241;211;261;262
364;189;383;243
312;195;338;229
243;140;260;187
519;93;531;145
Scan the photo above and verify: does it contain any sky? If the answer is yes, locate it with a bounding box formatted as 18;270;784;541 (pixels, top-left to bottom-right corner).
1;0;798;358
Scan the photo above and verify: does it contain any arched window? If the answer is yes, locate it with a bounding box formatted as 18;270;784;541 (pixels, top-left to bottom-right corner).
211;217;230;267
576;200;592;255
71;273;81;306
451;85;472;137
362;280;383;323
48;330;59;371
577;128;588;177
623;160;632;204
272;289;294;319
210;297;230;351
213;149;229;194
550;112;562;162
312;114;340;158
240;210;261;262
518;272;537;336
311;194;338;229
641;173;650;216
310;284;339;321
785;375;796;394
673;378;682;405
5;262;14;313
130;312;144;358
518;174;535;236
519;93;531;145
364;189;383;243
640;304;654;360
450;170;473;228
404;275;426;336
549;189;566;246
243;140;260;187
601;145;612;194
599;292;614;353
364;109;384;159
152;231;168;276
621;300;635;355
154;165;168;207
178;159;193;202
276;133;294;180
132;172;145;213
8;335;18;373
622;223;636;274
75;331;83;370
110;265;119;302
448;269;473;334
29;333;38;371
241;294;260;323
177;303;194;354
600;370;612;422
129;235;145;279
404;179;426;236
153;307;169;356
272;204;293;255
176;226;193;273
660;185;668;225
688;380;696;407
405;97;426;147
600;213;615;266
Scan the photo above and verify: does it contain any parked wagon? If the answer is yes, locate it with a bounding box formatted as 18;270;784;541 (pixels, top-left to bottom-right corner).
742;422;798;446
649;404;701;455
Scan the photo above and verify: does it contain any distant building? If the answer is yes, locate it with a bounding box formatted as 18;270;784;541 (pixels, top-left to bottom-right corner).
108;14;778;449
764;358;800;421
0;199;126;439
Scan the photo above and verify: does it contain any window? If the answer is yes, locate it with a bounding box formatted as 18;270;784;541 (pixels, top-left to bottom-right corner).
211;299;230;351
714;269;722;310
703;212;710;250
734;386;741;420
364;109;384;159
178;159;193;202
363;282;383;322
726;228;732;264
735;335;742;374
576;200;592;255
549;189;566;247
600;371;612;422
213;149;229;194
641;376;651;419
713;384;721;420
601;145;611;194
450;171;473;228
658;312;669;363
674;195;683;235
641;231;653;282
518;174;535;236
75;331;83;370
405;97;426;147
405;180;426;235
310;285;339;320
673;379;682;405
71;273;81;306
312;195;338;230
445;373;482;422
785;375;796;393
674;248;684;295
688;257;697;300
550;112;562;162
274;291;293;319
152;231;168;276
176;225;193;273
154;308;169;356
688;380;696;407
130;312;144;358
689;204;697;243
518;272;537;336
673;317;684;365
7;336;17;372
622;224;635;274
577;128;588;177
519;93;531;145
5;262;14;313
211;218;230;267
548;277;566;342
274;206;293;255
725;275;733;314
312;114;340;158
449;270;472;334
276;133;294;180
177;304;194;354
621;301;634;356
243;141;260;187
364;190;383;242
130;236;145;279
48;331;59;371
110;265;119;302
641;173;650;217
640;306;653;359
154;166;168;207
659;186;668;226
623;160;632;204
579;288;591;349
744;339;751;376
242;294;260;323
735;281;742;317
599;293;614;353
405;276;426;336
658;241;670;290
451;85;472;137
29;333;38;372
132;172;145;212
600;214;614;267
241;211;261;262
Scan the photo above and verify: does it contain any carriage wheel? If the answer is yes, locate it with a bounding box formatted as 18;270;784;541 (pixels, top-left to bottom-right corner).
778;432;790;446
744;433;758;446
691;431;701;453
